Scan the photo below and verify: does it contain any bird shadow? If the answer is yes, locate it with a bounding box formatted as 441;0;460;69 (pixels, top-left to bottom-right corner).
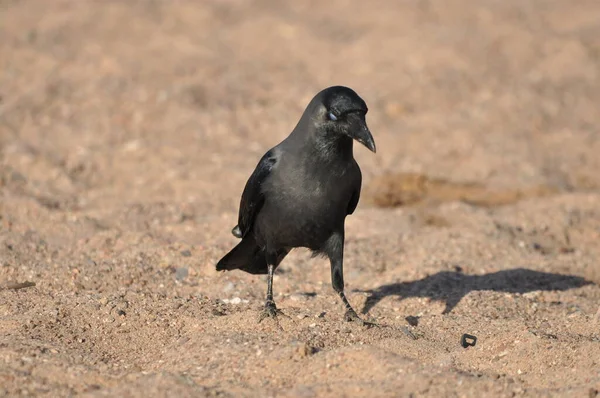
360;268;593;315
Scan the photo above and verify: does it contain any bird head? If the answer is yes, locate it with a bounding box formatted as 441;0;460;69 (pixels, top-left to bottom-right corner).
312;86;376;153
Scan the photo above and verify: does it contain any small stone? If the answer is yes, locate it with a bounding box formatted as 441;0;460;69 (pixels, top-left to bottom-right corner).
212;308;225;316
461;333;477;348
10;171;27;183
175;267;188;281
405;315;419;326
180;250;192;257
230;297;242;305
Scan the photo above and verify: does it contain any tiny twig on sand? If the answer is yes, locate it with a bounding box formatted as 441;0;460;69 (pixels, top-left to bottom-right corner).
1;281;36;291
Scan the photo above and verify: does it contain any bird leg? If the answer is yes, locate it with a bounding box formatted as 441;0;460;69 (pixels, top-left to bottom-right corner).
333;267;367;324
258;262;288;323
338;291;361;321
327;233;375;327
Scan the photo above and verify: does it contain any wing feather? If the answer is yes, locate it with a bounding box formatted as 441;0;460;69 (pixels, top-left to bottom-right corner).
347;164;362;215
236;151;276;237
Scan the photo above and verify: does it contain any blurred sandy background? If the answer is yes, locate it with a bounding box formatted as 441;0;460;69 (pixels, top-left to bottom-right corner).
1;0;600;396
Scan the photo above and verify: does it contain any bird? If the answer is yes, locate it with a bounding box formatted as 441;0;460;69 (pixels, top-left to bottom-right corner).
216;86;376;324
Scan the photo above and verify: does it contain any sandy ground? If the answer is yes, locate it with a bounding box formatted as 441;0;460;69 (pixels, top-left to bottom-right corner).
2;0;600;396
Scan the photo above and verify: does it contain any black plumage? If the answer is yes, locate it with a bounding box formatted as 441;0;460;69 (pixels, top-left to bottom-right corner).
216;86;376;323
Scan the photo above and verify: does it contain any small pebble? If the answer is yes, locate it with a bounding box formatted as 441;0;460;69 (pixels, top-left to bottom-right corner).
175;267;188;281
222;297;247;305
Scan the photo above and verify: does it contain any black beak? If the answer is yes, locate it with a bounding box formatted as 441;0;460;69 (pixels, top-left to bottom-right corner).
347;113;376;153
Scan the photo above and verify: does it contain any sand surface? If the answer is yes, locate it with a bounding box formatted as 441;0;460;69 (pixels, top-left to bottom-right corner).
1;0;600;396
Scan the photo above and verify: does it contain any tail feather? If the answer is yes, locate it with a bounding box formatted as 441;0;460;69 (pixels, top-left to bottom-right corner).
216;235;289;275
216;235;264;274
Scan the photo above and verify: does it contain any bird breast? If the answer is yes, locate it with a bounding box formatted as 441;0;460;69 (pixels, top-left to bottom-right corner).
265;164;352;218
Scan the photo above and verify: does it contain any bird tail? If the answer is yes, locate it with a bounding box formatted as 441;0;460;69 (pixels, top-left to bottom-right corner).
216;235;267;275
216;235;289;275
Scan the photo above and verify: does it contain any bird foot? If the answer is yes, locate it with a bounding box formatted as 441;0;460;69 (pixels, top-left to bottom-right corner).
257;301;288;323
344;308;376;328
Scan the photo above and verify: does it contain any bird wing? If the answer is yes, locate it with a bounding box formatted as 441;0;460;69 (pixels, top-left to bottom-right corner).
237;150;277;237
347;188;360;215
347;163;362;215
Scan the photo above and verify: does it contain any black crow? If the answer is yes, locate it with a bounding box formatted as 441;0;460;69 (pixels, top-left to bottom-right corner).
216;86;376;324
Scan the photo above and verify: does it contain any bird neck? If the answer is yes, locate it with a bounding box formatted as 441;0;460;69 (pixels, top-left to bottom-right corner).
311;132;354;162
287;113;354;162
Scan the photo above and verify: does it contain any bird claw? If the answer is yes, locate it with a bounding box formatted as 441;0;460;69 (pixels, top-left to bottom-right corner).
257;301;288;323
344;308;376;328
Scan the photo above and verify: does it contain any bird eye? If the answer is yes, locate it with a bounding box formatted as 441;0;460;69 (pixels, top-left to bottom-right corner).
328;112;338;121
